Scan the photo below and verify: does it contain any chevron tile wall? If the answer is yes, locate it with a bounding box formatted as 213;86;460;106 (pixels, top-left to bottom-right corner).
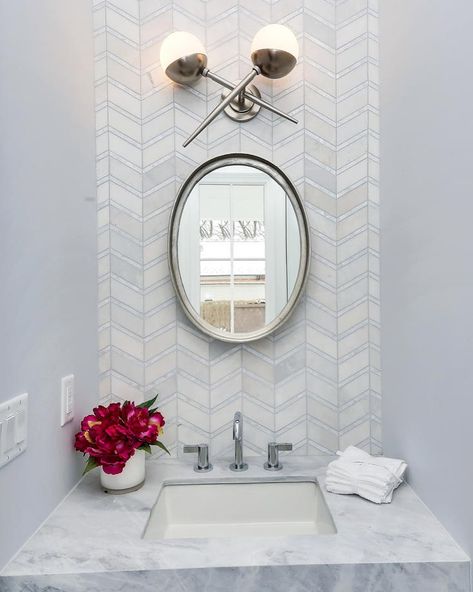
93;0;380;457
336;0;381;454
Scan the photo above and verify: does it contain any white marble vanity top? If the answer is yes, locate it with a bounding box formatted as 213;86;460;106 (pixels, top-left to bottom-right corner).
2;455;468;577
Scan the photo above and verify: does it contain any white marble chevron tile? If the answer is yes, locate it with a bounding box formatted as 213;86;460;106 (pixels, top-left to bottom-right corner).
336;0;380;453
303;0;337;452
94;0;380;456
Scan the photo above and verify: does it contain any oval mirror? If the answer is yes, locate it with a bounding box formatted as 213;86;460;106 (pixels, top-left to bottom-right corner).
169;154;310;343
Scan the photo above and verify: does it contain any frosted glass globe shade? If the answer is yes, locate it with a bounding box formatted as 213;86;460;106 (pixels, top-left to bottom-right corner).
251;24;299;66
160;32;207;84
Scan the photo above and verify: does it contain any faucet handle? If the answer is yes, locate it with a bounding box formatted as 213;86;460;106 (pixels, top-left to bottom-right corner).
264;441;293;471
183;443;213;473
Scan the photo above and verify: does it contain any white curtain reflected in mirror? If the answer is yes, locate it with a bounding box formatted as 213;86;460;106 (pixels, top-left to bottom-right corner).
177;165;301;335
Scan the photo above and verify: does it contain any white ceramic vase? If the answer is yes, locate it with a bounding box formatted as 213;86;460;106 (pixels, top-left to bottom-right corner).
100;449;146;494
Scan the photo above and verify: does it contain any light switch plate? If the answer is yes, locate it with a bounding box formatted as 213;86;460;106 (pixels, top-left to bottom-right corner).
0;393;28;469
61;375;74;427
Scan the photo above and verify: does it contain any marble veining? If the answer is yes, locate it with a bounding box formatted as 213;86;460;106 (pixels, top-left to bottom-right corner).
0;456;469;592
1;563;470;592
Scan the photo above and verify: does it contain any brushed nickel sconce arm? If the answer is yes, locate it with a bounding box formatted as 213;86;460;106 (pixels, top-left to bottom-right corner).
183;67;261;147
160;25;300;147
203;69;298;124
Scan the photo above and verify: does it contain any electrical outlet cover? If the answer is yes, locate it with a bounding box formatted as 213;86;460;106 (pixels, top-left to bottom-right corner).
0;393;28;469
61;375;74;427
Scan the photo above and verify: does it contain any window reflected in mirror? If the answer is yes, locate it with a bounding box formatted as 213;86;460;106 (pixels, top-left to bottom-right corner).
177;165;301;335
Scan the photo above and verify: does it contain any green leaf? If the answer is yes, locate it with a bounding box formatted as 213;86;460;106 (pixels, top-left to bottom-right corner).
138;394;158;409
149;440;170;455
83;456;100;475
140;443;152;454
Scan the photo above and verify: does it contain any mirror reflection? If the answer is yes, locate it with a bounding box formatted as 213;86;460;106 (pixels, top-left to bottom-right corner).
177;165;301;335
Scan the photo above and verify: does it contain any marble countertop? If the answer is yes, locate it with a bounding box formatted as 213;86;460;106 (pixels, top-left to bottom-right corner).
2;455;468;577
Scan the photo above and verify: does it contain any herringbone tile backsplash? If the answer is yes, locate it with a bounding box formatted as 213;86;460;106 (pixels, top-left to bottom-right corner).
94;0;380;457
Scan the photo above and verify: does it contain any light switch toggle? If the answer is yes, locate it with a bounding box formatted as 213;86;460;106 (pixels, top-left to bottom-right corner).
15;409;27;443
5;416;16;451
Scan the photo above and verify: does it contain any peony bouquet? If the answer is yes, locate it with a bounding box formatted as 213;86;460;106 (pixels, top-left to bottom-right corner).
74;395;169;475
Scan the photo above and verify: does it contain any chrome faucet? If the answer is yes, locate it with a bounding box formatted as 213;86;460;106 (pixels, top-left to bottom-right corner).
229;411;248;471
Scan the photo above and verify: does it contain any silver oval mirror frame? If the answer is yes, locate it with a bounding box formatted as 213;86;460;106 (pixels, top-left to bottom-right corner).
169;154;310;343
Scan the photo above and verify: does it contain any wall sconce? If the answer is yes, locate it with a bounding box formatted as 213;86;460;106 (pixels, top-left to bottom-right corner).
160;24;299;147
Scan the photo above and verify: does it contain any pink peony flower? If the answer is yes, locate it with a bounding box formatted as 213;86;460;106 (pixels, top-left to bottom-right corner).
74;395;168;474
149;411;165;433
121;402;158;443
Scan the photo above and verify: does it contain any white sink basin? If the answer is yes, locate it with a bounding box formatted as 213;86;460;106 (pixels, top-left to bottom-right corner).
143;477;336;539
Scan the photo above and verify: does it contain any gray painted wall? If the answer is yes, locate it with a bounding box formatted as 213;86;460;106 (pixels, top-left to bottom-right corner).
0;0;97;569
380;0;473;557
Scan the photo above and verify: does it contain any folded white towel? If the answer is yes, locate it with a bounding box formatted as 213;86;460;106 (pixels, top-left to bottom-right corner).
338;445;406;479
325;445;407;504
327;460;402;491
326;454;406;503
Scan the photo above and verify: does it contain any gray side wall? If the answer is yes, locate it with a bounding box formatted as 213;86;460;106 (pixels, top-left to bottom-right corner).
380;0;473;557
0;0;97;569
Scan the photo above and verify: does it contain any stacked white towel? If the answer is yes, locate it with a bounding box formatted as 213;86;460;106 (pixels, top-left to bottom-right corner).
325;445;407;504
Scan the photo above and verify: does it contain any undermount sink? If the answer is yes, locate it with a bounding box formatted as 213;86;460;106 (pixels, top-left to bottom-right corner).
143;477;336;539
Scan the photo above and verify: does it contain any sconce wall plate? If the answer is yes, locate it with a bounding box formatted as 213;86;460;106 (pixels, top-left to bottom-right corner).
159;24;299;147
222;85;262;122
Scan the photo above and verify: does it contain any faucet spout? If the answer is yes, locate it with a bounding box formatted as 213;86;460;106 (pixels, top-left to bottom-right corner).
233;411;242;441
229;411;248;472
